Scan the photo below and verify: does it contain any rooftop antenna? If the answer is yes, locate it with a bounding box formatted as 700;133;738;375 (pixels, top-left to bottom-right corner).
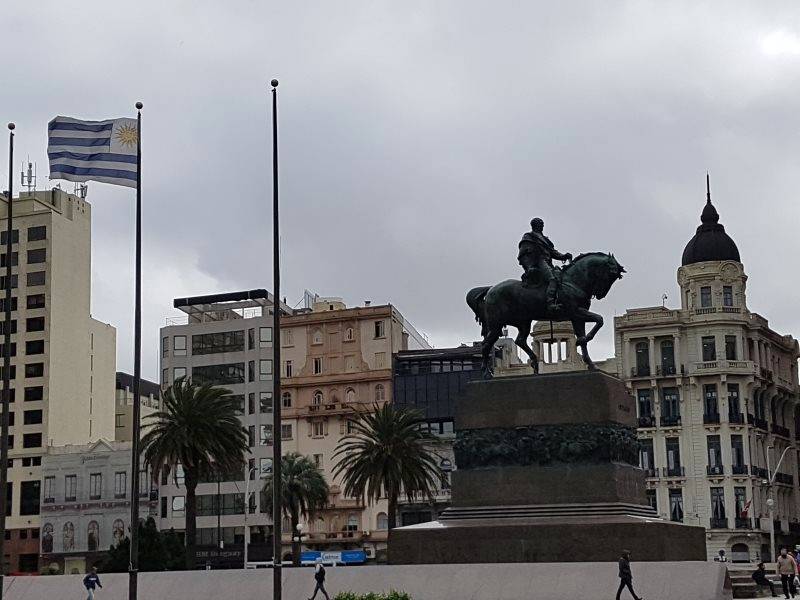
706;172;711;204
20;159;35;194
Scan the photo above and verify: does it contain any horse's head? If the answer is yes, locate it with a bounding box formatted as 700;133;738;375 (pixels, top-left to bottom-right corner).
593;253;625;299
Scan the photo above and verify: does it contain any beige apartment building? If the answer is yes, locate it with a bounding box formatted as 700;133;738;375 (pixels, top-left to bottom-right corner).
114;372;160;442
0;189;116;573
280;297;429;560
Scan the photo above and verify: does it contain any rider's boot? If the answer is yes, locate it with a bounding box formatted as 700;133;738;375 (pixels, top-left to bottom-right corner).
546;279;562;313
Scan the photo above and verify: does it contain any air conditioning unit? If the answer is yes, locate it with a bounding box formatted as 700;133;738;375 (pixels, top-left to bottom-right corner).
364;546;376;559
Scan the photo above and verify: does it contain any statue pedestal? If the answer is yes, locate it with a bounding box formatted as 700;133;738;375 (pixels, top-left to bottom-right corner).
389;371;707;563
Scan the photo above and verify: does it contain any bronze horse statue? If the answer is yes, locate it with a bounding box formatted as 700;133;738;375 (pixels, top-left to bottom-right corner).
467;252;625;376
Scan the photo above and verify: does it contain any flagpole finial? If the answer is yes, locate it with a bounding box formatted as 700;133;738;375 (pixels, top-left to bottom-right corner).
6;123;13;131
271;79;279;88
135;102;143;110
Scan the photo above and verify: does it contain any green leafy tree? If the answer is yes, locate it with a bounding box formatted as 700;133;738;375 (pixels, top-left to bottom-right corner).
102;518;185;572
262;452;329;566
141;377;249;569
333;403;443;531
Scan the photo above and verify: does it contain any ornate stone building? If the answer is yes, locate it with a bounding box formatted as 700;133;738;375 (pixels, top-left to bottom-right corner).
615;190;800;562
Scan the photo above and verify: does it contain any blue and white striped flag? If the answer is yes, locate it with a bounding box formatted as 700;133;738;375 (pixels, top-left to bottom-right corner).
48;116;138;188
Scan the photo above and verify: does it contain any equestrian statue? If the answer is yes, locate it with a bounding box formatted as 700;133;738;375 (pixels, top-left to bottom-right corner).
467;217;625;377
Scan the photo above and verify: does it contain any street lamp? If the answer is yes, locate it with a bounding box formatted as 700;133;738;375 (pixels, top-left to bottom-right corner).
244;465;270;568
767;444;795;563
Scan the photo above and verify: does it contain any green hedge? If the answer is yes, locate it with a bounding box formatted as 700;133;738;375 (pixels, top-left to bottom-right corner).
334;591;412;600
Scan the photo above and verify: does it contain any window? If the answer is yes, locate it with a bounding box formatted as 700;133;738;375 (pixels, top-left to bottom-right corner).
172;496;185;516
89;473;102;499
26;295;45;310
374;320;385;338
65;475;77;502
4;412;13;427
344;388;356;403
728;384;741;418
0;342;16;357
344;327;355;342
27;226;46;241
282;391;292;408
259;458;272;476
162;368;168;386
284;360;293;377
731;435;745;471
637;389;653;420
707;435;722;470
701;336;716;362
173;335;187;356
635;341;650;376
661;388;680;424
0;275;17;289
281;423;293;440
0;298;17;312
375;384;385;402
43;476;55;503
259;327;272;347
700;286;712;308
25;340;44;355
191;363;245;385
669;489;684;522
377;512;389;530
20;480;40;516
87;521;99;552
26;317;44;332
703;385;719;418
22;433;41;448
259;359;272;380
283;329;293;346
725;335;737;360
23;409;41;425
312;420;325;437
191;331;245;355
639;438;654;473
260;424;273;445
24;386;42;401
26;271;45;287
173;367;186;381
646;489;657;512
259;392;272;413
114;472;127;498
247;426;255;447
710;487;726;522
313;390;323;405
0;365;15;380
247;393;255;415
313;357;323;375
313;454;323;468
247;328;255;350
0;253;17;267
735;487;747;520
665;437;681;474
24;363;44;378
660;340;675;374
312;330;323;345
0;230;18;244
723;286;733;307
26;248;46;264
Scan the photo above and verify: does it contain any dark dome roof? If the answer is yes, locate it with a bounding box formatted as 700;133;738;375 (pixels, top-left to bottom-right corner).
681;196;740;266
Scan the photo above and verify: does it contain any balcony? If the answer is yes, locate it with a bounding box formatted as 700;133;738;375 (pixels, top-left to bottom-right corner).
771;424;791;438
660;415;681;427
703;413;721;425
751;466;769;480
707;465;725;476
731;464;749;476
775;472;794;486
631;366;651;378
710;517;729;529
728;412;745;425
638;416;655;428
643;468;656;478
735;517;751;529
656;365;677;377
695;307;717;315
663;466;685;478
754;418;768;431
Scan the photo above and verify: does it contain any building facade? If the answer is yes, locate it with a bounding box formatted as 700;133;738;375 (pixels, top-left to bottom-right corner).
0;189;116;573
158;290;287;567
39;440;155;574
279;298;429;561
615;192;800;562
114;372;160;442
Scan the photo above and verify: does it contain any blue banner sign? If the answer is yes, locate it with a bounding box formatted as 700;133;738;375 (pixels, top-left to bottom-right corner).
300;550;367;565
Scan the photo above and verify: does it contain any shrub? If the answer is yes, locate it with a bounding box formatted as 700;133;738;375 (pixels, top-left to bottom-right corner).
334;591;411;600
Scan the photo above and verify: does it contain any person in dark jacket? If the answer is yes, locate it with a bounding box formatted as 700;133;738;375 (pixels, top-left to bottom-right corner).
616;550;644;600
753;562;779;597
83;567;102;600
308;560;331;600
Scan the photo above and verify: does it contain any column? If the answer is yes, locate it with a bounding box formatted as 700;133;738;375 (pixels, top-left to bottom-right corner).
648;336;656;375
673;334;681;374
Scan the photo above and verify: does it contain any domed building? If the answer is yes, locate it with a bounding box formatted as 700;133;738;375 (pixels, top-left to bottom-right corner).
614;179;800;562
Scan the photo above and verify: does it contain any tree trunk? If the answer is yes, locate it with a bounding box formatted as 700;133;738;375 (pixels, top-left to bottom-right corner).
388;493;398;531
184;472;198;570
291;512;301;567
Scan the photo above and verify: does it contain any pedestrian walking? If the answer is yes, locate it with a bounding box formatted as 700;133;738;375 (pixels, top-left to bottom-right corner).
308;559;331;600
777;547;797;599
616;550;644;600
83;567;102;600
752;562;779;597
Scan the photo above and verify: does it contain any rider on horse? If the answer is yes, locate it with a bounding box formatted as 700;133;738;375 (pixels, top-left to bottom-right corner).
518;217;573;313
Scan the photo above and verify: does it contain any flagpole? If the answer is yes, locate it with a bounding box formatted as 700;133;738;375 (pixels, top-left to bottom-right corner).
270;78;282;600
0;122;16;600
128;102;143;600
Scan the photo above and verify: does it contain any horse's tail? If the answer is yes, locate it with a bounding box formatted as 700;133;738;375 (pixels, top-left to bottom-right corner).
466;286;490;334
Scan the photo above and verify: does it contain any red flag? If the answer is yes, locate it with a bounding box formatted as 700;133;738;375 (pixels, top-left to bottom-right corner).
741;499;752;518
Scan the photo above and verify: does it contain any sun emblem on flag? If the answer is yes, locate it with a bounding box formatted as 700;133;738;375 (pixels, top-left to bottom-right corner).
114;124;138;148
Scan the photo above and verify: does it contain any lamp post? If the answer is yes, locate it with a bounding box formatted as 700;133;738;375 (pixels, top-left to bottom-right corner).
243;465;269;568
295;523;306;564
766;444;795;562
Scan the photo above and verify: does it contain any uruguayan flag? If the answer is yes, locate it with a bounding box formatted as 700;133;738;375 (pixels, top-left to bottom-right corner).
48;116;138;188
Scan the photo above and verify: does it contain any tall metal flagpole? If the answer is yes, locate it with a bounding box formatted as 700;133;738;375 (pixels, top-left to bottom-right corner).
270;78;282;600
128;102;144;600
0;122;16;600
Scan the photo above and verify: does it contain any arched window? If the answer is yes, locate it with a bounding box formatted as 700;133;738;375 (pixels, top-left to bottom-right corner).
313;390;323;405
731;543;750;563
344;327;355;341
87;521;99;552
281;391;292;408
345;388;356;403
112;519;125;546
312;330;323;345
62;522;75;552
41;523;53;553
375;384;385;403
377;512;389;530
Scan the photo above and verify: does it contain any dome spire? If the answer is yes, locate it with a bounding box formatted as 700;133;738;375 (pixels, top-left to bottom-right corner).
706;171;711;204
681;173;739;265
701;172;719;224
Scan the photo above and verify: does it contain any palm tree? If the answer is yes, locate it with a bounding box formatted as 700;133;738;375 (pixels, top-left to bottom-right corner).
332;403;443;531
141;377;248;569
262;452;329;566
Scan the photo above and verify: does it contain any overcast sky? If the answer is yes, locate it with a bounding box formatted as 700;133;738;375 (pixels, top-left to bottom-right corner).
4;2;800;380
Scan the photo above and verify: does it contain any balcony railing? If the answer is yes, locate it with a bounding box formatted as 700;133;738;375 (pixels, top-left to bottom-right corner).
631;366;651;378
728;412;745;425
663;466;685;478
731;464;749;476
703;413;721;425
755;418;768;431
735;517;751;529
710;517;729;529
751;466;769;480
706;465;725;476
660;415;681;427
696;307;717;315
775;472;794;486
771;424;791;438
642;468;656;478
638;416;655;428
656;365;677;376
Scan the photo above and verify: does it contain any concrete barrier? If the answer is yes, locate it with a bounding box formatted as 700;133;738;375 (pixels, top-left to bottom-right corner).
2;561;732;600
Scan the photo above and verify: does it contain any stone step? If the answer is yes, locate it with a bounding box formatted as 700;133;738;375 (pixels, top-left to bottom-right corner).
440;502;658;521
